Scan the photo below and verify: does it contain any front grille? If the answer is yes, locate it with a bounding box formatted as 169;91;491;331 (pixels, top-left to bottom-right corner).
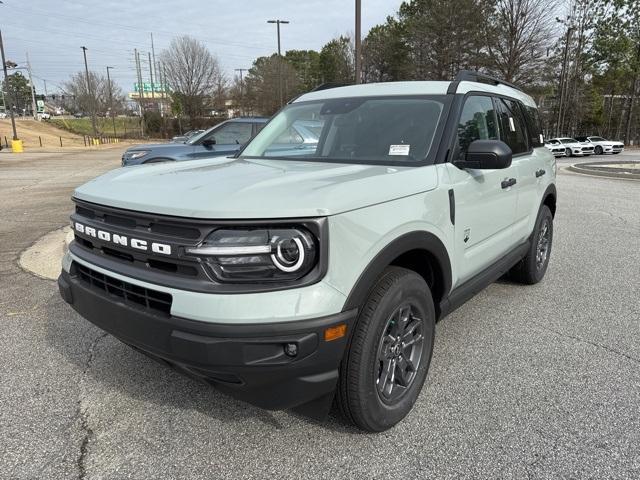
75;263;172;315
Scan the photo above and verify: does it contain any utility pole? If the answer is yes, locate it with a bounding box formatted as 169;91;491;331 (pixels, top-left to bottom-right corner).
134;48;145;137
81;46;98;137
234;68;247;115
0;28;18;140
148;51;155;106
150;33;157;84
556;23;573;137
267;19;289;107
25;52;37;119
355;0;361;84
106;66;117;137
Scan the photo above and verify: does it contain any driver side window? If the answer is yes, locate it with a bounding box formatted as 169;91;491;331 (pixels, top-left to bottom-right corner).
206;122;253;145
454;96;499;160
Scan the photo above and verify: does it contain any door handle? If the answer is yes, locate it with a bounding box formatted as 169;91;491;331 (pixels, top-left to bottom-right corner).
535;169;546;178
501;178;517;189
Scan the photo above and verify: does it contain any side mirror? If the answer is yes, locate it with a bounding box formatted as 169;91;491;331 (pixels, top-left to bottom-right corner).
454;140;512;170
202;138;216;148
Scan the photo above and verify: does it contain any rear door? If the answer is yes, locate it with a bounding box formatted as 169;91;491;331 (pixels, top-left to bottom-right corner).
446;95;519;283
494;98;539;244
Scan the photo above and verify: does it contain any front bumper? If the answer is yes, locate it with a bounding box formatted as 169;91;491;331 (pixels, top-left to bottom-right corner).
58;267;357;411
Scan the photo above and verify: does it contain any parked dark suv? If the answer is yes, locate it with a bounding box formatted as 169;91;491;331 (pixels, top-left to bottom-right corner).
122;117;268;166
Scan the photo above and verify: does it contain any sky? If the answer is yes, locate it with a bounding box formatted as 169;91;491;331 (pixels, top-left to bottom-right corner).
1;0;404;96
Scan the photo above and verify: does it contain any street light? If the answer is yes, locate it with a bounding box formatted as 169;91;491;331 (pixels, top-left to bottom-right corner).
267;19;289;107
106;66;117;137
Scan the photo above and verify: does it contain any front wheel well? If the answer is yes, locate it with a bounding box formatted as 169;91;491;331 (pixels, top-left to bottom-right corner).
389;249;446;316
342;232;452;318
144;157;174;164
543;192;556;218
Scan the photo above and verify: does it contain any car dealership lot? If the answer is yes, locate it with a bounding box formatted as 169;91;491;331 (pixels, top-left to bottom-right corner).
1;149;639;479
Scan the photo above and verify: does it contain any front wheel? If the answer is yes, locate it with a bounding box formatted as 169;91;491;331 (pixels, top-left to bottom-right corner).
594;146;603;155
337;267;435;432
509;205;553;284
565;148;572;157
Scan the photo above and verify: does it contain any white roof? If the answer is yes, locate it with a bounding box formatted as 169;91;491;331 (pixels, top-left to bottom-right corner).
294;80;537;108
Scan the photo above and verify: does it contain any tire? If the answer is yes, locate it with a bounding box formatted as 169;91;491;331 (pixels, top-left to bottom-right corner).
509;205;553;284
337;266;435;432
594;146;603;155
565;148;572;157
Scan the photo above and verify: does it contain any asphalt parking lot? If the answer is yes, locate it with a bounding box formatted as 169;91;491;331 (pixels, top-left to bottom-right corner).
1;149;639;479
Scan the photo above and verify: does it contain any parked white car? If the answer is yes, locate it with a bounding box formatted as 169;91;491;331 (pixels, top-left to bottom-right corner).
547;137;594;157
544;141;566;157
575;136;624;155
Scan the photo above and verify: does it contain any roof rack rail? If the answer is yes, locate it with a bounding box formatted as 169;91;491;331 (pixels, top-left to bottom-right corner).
310;82;349;92
288;82;350;103
453;70;523;92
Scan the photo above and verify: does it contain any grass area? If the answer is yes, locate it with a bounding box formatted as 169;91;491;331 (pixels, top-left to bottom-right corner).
50;117;143;138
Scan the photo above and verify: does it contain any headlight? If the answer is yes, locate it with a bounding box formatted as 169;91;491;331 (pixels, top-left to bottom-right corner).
186;227;318;283
126;150;150;159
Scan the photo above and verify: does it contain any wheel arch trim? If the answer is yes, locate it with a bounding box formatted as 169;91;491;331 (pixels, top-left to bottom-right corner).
342;231;452;312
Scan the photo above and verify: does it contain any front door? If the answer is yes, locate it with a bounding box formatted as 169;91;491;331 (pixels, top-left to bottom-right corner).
446;95;519;284
190;122;254;160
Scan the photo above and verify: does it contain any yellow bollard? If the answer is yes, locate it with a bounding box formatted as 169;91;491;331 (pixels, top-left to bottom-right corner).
11;139;24;153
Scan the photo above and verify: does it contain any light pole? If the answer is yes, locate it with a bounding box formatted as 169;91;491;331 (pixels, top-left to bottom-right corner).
355;0;361;84
267;19;289;107
234;68;247;115
555;18;573;137
0;29;18;141
81;46;98;137
106;66;117;137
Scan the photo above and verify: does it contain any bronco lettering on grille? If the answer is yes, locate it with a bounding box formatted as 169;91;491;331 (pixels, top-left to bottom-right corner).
73;222;172;255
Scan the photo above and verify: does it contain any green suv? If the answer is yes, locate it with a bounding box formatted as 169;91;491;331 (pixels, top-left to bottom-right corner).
58;71;556;432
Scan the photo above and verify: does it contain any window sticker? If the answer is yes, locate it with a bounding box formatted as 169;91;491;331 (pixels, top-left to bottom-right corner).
389;144;410;156
508;117;516;132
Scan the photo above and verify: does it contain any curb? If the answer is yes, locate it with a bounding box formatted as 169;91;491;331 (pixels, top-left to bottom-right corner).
64;228;74;253
568;163;640;180
18;226;73;281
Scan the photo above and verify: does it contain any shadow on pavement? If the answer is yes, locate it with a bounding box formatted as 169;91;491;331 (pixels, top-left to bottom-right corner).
42;284;359;433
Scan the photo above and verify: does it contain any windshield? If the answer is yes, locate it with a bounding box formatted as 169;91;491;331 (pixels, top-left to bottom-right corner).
560;138;577;144
241;96;446;164
590;136;606;142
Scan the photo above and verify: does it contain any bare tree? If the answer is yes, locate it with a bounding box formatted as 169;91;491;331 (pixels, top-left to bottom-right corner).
161;36;224;118
64;71;126;115
487;0;558;85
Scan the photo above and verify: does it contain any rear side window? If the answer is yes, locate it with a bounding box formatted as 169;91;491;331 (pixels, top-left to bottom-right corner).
454;95;499;160
522;105;543;147
496;98;529;154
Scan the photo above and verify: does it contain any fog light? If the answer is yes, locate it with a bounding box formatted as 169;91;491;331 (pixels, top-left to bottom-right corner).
284;343;298;357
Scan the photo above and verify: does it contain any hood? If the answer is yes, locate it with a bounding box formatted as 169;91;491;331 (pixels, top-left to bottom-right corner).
126;143;185;151
74;157;439;219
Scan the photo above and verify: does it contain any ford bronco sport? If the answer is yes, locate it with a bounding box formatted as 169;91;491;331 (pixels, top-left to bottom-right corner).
59;71;557;432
